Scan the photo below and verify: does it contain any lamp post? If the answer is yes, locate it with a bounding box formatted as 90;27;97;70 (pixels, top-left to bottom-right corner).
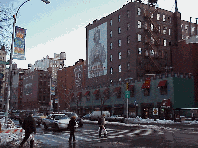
5;0;50;124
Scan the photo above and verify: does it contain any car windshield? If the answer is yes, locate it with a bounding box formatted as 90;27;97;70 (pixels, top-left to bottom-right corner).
65;113;78;118
53;115;68;120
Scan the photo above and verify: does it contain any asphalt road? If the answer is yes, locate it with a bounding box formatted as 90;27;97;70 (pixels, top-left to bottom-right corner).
2;119;198;148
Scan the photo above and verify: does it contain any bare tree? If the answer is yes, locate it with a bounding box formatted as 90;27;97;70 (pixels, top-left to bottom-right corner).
0;5;14;53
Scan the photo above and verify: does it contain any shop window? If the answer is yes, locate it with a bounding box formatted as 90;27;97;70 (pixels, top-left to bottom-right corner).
118;52;121;59
144;89;150;96
138;48;142;55
118;27;121;34
138;34;141;42
110;19;112;26
157;13;160;20
110;42;112;50
118;39;121;46
110;30;112;38
110;54;113;62
118;65;121;72
137;8;141;15
138;20;141;28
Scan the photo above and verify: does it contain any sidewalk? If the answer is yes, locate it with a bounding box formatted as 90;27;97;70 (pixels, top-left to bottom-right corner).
82;117;198;128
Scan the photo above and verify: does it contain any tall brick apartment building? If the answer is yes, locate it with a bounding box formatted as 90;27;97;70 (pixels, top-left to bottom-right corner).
85;0;197;88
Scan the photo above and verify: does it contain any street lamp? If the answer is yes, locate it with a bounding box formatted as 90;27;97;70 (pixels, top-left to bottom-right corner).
5;0;50;124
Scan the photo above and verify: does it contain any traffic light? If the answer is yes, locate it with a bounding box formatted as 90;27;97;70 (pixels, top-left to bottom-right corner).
126;82;129;90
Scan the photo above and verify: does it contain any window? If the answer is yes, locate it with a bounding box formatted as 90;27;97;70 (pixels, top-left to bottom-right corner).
151;37;154;44
110;30;112;38
137;8;141;15
151;24;154;31
151;13;153;18
169;17;171;23
110;80;113;83
163;15;165;21
145;22;148;29
138;34;141;42
145;50;149;56
110;19;112;26
110;67;113;74
127;49;130;57
127;10;130;18
110;42;112;50
119;65;121;72
138;48;142;55
150;50;154;57
185;25;188;33
110;54;113;62
144;89;150;96
164;39;166;46
127;62;130;70
169;29;171;35
118;39;121;46
127;36;130;44
157;13;160;20
118;15;121;22
118;52;121;59
119;78;121;82
158;25;161;33
118;27;121;34
138;20;141;28
127;23;130;30
192;27;195;34
163;26;167;34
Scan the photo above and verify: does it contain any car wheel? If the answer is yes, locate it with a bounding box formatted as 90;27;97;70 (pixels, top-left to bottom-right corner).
55;124;59;131
44;123;48;129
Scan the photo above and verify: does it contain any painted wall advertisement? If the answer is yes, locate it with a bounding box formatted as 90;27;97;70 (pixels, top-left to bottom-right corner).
88;22;107;78
14;26;26;60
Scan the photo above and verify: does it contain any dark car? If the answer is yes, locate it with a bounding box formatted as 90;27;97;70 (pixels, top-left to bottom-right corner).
64;112;83;127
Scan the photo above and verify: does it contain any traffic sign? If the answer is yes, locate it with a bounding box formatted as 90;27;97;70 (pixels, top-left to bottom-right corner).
153;108;158;115
125;91;130;98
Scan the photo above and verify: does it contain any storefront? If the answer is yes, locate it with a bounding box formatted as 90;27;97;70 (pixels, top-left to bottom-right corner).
113;104;124;116
141;103;154;119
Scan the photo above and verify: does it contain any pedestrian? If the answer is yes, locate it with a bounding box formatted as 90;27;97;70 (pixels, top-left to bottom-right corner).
19;112;36;148
68;116;76;142
98;114;106;138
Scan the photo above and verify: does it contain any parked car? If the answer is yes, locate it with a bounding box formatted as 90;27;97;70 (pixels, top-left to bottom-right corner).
42;114;73;130
90;111;110;121
0;112;5;119
106;115;125;123
64;112;83;127
82;114;91;120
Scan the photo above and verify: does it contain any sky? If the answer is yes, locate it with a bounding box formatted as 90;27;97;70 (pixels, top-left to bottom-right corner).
0;0;197;69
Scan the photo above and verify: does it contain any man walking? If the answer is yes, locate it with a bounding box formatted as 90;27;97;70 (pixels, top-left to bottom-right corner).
19;112;36;148
98;114;106;138
68;116;76;142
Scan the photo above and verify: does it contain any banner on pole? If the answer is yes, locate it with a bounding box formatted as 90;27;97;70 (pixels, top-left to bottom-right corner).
13;26;26;60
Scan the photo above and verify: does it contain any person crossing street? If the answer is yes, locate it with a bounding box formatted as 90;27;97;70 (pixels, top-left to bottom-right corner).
68;116;76;142
98;114;107;138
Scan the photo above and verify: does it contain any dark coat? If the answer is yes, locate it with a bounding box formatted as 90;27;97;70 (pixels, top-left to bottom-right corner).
68;118;76;131
22;115;36;134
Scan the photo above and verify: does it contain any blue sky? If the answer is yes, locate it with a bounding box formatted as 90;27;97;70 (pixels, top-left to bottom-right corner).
1;0;197;69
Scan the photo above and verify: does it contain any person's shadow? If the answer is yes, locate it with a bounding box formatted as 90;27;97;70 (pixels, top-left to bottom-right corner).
69;142;76;148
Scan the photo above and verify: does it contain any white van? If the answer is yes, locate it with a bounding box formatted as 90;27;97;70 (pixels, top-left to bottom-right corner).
90;111;110;121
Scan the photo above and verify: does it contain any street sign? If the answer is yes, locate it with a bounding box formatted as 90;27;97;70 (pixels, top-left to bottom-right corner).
125;91;130;98
153;108;158;115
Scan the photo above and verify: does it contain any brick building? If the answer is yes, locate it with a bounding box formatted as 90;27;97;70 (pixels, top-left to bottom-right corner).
69;1;197;117
23;70;51;112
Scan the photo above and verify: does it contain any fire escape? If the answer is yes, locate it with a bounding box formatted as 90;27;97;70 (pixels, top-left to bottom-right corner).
143;7;162;74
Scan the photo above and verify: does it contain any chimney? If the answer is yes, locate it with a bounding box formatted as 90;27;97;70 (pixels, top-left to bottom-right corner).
196;18;198;36
189;17;192;37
